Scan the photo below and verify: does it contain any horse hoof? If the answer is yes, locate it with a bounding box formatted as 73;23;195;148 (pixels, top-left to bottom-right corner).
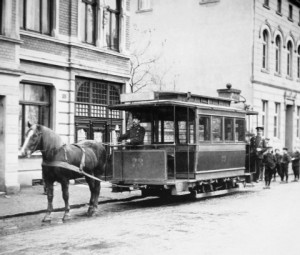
87;208;97;217
62;214;71;222
42;216;51;222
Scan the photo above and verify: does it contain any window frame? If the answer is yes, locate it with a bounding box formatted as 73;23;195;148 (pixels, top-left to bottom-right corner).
19;82;52;147
297;45;300;79
262;30;269;71
137;0;152;12
19;0;53;35
274;102;280;138
75;77;122;119
262;100;268;135
288;4;293;21
105;0;121;51
287;41;293;78
276;0;282;14
79;0;97;45
275;35;282;75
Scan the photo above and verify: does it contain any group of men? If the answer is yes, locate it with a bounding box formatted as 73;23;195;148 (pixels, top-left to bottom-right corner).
250;126;300;188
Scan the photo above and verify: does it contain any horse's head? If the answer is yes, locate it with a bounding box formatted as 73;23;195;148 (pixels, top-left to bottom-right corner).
20;122;43;158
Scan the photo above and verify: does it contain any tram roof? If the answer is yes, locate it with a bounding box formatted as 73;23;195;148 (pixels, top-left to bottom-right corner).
109;91;252;114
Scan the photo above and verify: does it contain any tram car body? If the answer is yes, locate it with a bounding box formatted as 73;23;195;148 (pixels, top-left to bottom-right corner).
109;91;248;196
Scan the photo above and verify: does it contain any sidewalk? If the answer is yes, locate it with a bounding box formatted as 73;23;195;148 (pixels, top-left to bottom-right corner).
0;182;141;219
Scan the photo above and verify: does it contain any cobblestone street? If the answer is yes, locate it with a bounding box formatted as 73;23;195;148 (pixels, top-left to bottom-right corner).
1;180;300;255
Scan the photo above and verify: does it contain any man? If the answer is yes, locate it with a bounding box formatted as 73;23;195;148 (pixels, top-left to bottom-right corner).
118;115;145;145
250;126;267;182
263;146;276;189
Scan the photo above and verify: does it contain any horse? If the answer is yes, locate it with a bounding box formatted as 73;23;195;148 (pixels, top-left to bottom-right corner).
20;122;106;222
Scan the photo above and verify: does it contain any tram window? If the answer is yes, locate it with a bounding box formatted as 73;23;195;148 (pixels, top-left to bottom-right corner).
225;117;234;141
235;119;245;141
199;116;211;142
189;122;195;143
212;116;223;142
178;121;187;143
164;121;174;143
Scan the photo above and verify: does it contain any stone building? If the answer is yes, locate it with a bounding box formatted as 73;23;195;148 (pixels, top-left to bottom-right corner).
0;0;131;193
130;0;300;150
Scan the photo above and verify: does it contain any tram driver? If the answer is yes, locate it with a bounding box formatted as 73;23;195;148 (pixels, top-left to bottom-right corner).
118;114;145;146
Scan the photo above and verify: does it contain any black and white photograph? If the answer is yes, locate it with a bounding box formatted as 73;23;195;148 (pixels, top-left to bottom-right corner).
1;0;300;254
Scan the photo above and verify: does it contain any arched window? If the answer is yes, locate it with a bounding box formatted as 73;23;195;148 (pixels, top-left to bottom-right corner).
275;36;281;74
262;30;269;70
297;46;300;79
287;41;293;77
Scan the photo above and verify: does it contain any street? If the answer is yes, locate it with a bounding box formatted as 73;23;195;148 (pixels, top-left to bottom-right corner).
1;181;300;255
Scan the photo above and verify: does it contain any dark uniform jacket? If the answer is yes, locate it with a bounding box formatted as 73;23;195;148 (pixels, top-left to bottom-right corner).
250;136;267;159
118;125;145;145
281;153;291;165
263;152;276;169
292;151;300;167
275;153;282;165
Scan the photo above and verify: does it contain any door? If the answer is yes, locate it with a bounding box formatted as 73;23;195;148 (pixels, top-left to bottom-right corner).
75;120;108;143
285;105;294;150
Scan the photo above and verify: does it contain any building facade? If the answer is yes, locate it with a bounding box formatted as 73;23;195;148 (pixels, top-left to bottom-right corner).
0;0;131;193
130;0;300;151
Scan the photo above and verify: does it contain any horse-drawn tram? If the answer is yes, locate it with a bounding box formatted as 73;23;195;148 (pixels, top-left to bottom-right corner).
109;90;248;197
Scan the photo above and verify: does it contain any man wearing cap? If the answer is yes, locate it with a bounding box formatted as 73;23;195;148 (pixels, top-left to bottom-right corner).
250;126;267;182
118;115;145;146
263;146;276;189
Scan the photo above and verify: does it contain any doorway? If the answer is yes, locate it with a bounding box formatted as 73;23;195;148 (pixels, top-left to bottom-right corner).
285;104;294;150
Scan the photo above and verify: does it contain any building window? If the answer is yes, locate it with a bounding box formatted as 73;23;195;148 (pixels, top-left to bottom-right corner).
262;100;268;133
277;0;282;14
75;77;121;119
297;46;300;79
288;4;293;21
297;107;300;138
263;0;269;8
262;30;269;70
19;83;51;147
19;0;53;35
104;0;120;51
275;36;282;74
0;0;2;34
274;103;280;138
287;41;293;77
138;0;152;11
79;0;96;44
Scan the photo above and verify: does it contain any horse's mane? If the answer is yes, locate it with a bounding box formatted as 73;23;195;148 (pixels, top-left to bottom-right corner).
39;125;64;152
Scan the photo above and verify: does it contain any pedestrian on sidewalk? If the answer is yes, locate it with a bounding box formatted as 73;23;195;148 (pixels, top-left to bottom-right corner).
291;147;300;181
263;146;276;189
281;147;291;183
274;148;282;182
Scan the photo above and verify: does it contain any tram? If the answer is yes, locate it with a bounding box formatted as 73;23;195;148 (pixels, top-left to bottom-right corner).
108;89;253;197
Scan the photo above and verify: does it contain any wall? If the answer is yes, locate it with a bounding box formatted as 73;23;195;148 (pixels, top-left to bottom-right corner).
130;0;254;98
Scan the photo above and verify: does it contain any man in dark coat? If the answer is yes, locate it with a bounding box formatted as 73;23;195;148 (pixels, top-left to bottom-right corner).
250;126;267;182
291;147;300;181
274;148;282;181
263;146;276;189
281;147;291;183
118;115;145;146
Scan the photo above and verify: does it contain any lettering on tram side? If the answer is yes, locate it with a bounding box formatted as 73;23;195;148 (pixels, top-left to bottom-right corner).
221;155;227;163
131;157;144;169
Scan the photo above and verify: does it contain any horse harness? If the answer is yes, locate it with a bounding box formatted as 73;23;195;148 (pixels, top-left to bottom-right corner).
63;144;86;172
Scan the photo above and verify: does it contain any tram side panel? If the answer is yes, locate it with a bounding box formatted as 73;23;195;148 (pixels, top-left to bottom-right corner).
112;150;168;184
196;144;246;180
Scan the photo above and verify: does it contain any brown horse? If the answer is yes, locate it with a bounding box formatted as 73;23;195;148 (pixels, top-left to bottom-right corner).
20;123;106;222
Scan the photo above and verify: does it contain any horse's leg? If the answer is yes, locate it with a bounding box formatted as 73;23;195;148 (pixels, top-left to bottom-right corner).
86;177;100;216
61;180;71;222
43;180;54;222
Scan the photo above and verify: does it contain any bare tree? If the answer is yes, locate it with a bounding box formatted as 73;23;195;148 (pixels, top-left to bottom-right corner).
129;28;166;93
